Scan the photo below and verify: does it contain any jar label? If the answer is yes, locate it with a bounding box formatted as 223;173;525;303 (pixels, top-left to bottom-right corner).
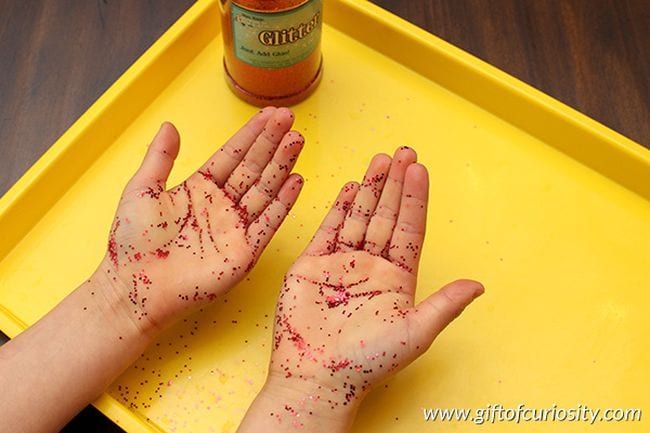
231;0;322;69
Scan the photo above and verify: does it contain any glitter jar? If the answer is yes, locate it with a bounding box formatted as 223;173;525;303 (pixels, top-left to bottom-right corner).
220;0;323;106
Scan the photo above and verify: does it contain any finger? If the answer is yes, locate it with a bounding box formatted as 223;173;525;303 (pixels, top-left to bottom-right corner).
196;106;277;186
223;108;296;201
336;154;391;252
303;182;360;256
388;163;428;274
408;280;484;351
246;174;304;259
127;122;180;192
238;131;304;222
364;146;417;256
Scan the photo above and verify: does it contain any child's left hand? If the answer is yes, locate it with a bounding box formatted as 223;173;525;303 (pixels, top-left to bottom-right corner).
98;107;304;334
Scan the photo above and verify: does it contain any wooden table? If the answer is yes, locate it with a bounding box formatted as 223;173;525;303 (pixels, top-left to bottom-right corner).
0;1;648;431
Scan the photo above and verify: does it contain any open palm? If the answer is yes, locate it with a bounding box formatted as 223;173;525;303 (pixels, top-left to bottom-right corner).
98;108;305;332
269;148;484;410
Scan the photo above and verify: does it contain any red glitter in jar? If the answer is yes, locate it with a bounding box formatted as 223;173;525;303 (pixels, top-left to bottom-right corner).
220;0;323;106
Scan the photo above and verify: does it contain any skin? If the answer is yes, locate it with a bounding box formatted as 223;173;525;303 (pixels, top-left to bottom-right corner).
237;148;484;433
0;111;483;433
0;107;305;433
104;106;305;334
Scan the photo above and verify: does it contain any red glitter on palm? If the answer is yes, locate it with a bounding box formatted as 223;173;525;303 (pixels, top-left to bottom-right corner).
99;107;305;332
263;147;485;424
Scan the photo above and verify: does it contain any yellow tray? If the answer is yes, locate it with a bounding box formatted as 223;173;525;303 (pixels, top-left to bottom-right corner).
1;1;649;432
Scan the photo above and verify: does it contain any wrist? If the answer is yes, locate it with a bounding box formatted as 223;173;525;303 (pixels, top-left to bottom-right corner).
238;372;361;433
86;259;160;343
0;265;158;432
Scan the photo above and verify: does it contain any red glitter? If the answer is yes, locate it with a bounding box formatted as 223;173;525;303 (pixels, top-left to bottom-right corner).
197;169;216;183
154;248;170;259
325;357;352;372
107;217;121;268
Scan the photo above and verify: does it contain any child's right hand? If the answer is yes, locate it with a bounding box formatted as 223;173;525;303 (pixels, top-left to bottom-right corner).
238;147;484;432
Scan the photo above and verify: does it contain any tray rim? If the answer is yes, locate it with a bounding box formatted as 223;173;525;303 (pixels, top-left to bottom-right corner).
1;0;649;431
2;1;649;265
0;2;216;432
327;0;650;199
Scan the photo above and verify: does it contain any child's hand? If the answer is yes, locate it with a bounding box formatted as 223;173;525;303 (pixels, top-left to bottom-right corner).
98;107;304;334
238;148;483;432
0;108;306;433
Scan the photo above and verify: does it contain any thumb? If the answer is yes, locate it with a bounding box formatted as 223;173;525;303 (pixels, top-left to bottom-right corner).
410;279;484;347
127;122;180;191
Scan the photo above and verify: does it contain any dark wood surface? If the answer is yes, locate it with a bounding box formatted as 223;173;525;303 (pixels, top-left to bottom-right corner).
373;0;650;149
0;1;648;431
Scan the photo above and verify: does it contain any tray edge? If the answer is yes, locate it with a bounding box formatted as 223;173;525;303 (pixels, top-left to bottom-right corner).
329;0;650;200
1;1;649;431
0;1;219;432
